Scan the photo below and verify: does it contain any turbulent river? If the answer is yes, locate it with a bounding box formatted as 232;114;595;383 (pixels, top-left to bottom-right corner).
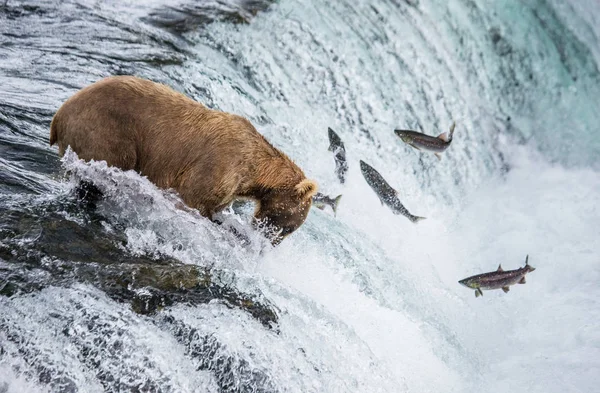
1;0;599;392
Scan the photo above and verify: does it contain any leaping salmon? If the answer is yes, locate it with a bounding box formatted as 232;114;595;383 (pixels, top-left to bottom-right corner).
359;160;425;223
312;192;342;216
394;122;456;160
328;127;349;184
459;255;536;298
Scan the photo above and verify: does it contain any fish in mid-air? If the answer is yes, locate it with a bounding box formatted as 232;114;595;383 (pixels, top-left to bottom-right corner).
328;127;348;184
395;121;456;160
312;192;342;216
459;255;536;298
359;160;425;223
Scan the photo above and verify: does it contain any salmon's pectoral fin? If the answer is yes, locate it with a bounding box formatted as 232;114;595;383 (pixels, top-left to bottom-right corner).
519;276;526;284
408;143;421;151
434;153;442;160
502;286;510;293
475;288;483;298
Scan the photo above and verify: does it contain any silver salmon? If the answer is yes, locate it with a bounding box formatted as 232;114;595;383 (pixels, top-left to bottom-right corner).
459;255;536;298
312;192;342;216
328;127;348;184
359;160;425;223
394;122;456;160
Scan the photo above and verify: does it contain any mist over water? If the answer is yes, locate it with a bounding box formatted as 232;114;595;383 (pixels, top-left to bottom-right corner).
1;0;599;392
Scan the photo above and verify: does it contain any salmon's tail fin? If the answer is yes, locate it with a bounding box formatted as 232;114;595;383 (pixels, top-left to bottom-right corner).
448;121;456;141
525;254;535;272
411;215;426;223
332;194;342;217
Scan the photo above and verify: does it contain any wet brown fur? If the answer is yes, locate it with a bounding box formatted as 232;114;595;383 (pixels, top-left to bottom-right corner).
50;76;318;240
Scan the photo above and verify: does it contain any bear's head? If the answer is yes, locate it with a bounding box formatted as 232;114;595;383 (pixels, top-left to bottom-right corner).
254;178;318;245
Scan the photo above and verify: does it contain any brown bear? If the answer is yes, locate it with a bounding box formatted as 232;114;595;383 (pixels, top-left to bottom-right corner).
50;75;318;245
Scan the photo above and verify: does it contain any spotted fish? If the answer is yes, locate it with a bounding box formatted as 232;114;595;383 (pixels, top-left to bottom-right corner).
395;122;456;160
459;255;536;298
359;160;425;223
328;127;349;183
312;192;342;216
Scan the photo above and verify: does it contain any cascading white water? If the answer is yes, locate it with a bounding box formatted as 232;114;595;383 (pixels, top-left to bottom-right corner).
0;0;598;392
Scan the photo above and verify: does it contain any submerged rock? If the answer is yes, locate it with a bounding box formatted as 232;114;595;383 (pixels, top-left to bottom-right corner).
0;198;277;328
144;0;276;34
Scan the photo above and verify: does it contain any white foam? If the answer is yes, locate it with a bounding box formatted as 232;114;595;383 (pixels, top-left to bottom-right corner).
258;146;600;392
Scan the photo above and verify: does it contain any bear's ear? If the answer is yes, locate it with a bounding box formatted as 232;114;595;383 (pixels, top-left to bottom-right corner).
295;179;318;200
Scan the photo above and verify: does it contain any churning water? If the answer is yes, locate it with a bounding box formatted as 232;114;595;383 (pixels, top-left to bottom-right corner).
1;0;599;392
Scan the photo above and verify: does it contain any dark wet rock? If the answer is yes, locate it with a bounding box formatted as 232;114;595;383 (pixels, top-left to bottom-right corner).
0;198;278;328
163;318;277;393
0;2;48;19
71;180;104;210
144;0;276;34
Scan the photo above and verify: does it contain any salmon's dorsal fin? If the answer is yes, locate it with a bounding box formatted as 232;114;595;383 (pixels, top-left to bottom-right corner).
497;264;503;272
